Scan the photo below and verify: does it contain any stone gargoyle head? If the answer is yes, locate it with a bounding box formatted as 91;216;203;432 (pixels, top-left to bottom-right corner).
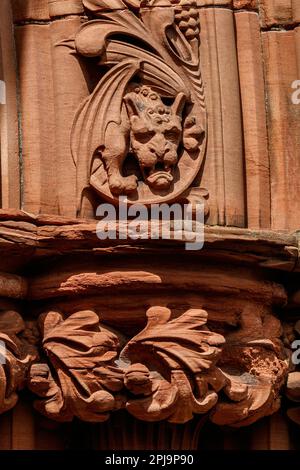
124;86;186;191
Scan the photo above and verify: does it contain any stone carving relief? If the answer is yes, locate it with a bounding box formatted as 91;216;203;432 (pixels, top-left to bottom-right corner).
26;306;288;427
0;1;295;442
0;310;38;414
71;0;206;212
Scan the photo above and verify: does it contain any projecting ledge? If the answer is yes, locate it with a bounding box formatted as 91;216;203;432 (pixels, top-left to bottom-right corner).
0;210;298;272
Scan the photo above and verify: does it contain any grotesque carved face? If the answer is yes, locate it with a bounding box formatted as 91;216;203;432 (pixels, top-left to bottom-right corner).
124;86;186;190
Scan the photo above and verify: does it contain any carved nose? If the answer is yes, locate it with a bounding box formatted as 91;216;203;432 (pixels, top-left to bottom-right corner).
156;148;166;159
149;146;165;159
150;135;168;160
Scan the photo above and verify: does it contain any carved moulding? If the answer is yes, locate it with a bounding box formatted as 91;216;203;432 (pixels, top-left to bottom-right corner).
28;306;288;426
0;310;38;414
71;0;207;212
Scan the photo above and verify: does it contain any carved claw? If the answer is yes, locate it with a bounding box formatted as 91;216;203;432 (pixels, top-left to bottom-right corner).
109;174;138;195
183;116;205;151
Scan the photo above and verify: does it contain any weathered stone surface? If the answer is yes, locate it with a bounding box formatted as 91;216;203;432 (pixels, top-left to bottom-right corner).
0;210;298;270
286;371;300;426
1;0;300;451
0;310;38;415
73;0;207;216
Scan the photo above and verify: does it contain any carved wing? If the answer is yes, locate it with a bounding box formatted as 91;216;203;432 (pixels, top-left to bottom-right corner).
71;60;140;213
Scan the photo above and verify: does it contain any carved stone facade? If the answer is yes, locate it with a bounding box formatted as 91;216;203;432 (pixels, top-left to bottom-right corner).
0;0;300;450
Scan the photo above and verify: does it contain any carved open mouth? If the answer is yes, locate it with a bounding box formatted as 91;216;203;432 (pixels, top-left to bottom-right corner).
141;162;174;188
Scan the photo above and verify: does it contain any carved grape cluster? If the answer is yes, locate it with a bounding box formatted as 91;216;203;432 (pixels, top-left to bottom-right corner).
170;0;200;40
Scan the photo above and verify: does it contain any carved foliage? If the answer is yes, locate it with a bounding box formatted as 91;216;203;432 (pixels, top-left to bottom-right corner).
28;306;288;426
284;319;300;426
0;310;38;414
71;0;207;210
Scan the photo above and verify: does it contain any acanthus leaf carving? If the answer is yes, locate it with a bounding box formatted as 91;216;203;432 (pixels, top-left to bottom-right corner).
119;307;226;423
28;311;124;422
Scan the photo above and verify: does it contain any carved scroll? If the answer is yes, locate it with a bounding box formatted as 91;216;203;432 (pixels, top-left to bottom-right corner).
71;0;207;212
28;306;288;426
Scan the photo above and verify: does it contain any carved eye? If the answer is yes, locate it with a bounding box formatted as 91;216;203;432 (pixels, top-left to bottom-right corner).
134;131;154;144
165;128;180;141
148;109;155;116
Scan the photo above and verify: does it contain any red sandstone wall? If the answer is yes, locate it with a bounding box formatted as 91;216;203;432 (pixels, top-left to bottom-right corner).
1;1;300;450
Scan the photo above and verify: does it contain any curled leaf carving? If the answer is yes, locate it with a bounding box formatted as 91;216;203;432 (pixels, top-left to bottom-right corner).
29;311;124;422
0;310;38;414
120;307;226;422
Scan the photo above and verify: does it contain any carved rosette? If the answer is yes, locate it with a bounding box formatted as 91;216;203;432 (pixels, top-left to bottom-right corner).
71;0;207;212
27;306;288;426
